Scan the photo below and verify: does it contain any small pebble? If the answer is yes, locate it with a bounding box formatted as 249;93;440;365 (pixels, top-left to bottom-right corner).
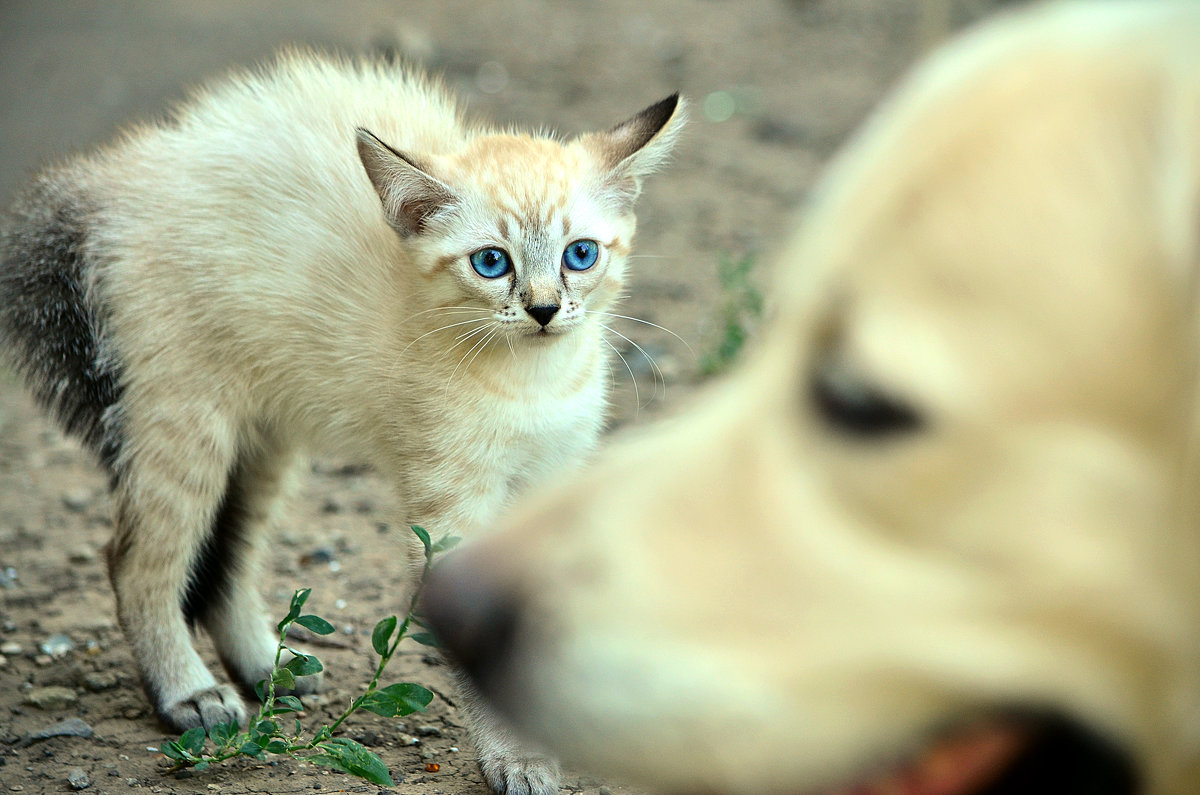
33;654;53;667
67;768;90;790
300;547;335;567
0;567;17;589
415;725;442;737
397;734;419;746
40;634;75;657
1;641;22;655
83;671;118;692
62;489;93;513
24;717;94;742
67;546;96;564
23;686;78;710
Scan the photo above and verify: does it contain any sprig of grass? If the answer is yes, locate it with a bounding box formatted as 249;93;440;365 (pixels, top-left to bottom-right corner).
160;525;460;787
700;252;763;376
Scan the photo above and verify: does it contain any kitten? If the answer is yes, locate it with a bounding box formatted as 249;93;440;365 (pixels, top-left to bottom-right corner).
0;50;684;795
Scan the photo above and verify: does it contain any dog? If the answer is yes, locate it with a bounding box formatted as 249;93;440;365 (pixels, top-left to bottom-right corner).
421;3;1200;793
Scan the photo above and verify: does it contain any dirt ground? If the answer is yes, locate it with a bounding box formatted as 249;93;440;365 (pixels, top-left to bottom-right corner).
0;2;1013;793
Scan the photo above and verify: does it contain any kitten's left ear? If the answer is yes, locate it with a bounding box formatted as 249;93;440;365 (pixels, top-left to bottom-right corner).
356;127;458;237
585;93;687;210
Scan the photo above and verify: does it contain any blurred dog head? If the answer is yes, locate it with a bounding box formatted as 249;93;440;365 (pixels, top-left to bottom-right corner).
424;3;1200;793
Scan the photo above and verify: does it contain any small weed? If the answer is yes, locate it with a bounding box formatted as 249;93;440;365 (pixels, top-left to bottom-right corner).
699;252;763;375
159;525;459;787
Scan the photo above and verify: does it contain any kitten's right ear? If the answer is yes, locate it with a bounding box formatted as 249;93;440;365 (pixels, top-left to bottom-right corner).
356;128;457;236
584;93;687;211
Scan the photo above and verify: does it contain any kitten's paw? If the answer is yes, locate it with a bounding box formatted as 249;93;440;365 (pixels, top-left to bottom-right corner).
160;684;247;732
478;749;561;795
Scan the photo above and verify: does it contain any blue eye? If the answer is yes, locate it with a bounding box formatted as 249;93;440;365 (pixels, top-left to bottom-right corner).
562;239;599;272
470;247;511;279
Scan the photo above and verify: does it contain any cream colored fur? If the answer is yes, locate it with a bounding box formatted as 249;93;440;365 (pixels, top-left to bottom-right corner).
1;51;683;795
424;3;1200;794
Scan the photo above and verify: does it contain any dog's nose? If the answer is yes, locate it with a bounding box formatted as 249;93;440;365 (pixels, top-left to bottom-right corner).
525;304;559;327
420;553;521;689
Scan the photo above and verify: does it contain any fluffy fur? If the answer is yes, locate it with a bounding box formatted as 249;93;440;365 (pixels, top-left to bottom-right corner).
0;50;683;795
422;4;1200;794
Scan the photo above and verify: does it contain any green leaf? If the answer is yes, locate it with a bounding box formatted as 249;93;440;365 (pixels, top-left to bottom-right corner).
254;678;269;703
265;739;290;754
161;740;189;762
411;525;432;555
290;588;312;616
275;695;303;712
408;631;440;647
192;760;209;771
377;682;434;716
238;740;266;759
430;534;462;555
311;738;394;786
372;616;397;656
357;691;399;717
294;718;303;737
180;726;207;755
272;667;296;691
284;653;324;677
209;721;239;748
295;614;336;635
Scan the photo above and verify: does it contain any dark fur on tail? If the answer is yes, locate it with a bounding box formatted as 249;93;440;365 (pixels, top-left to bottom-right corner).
0;172;124;472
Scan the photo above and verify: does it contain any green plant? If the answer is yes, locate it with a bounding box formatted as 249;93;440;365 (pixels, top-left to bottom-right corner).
160;525;459;787
699;252;763;376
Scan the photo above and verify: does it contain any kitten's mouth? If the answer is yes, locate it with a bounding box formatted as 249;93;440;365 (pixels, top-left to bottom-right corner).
805;712;1136;795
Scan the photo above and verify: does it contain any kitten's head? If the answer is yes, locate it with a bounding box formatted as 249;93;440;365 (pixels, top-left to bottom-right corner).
357;95;685;341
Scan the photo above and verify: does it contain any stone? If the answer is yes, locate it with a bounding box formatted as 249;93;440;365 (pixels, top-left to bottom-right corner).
82;671;118;692
16;717;94;747
40;634;75;657
67;768;91;790
61;489;93;513
23;686;77;710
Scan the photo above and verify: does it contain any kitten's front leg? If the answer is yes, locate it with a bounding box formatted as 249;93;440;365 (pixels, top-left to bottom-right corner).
452;667;561;795
404;489;561;795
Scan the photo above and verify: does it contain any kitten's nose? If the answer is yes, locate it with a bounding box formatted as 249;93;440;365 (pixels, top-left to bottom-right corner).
525;304;559;327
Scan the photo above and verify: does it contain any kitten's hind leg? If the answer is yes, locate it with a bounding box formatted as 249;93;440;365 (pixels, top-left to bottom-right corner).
198;434;322;698
107;401;248;731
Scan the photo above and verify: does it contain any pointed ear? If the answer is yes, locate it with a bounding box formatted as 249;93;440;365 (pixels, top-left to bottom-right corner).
356;128;457;236
584;93;687;210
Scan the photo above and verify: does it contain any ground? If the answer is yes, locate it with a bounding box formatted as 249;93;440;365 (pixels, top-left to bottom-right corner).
0;2;1010;793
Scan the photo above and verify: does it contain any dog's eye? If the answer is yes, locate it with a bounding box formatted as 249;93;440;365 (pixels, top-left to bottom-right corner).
810;359;923;437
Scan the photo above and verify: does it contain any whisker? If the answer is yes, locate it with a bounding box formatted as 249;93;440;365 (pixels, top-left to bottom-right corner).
401;316;493;356
449;324;499;390
599;322;666;402
444;322;494;356
601;336;641;417
585;310;696;360
401;305;490;323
